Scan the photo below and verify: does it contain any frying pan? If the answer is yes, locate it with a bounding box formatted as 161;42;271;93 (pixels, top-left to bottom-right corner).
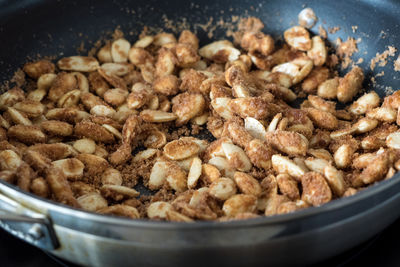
1;0;400;266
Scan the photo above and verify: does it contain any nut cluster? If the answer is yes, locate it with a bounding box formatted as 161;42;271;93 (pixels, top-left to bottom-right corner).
1;16;400;221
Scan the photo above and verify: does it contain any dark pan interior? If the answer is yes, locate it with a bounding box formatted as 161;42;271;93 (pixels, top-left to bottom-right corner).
1;0;400;197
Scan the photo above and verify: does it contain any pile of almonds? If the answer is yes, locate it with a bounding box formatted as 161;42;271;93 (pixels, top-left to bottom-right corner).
1;15;400;222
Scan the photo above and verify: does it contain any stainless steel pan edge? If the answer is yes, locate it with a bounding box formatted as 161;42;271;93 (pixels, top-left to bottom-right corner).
1;174;400;266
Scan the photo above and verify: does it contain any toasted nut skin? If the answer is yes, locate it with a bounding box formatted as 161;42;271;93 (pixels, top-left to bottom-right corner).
179;30;199;50
172;93;205;126
111;39;131;63
76;153;109;175
23;149;51;172
272;58;313;85
175;43;200;67
13;100;45;118
97;43;112;63
307;36;327;66
103;88;128;106
272;154;305;180
276;174;300;200
101;168;123;186
225;121;254;148
298;8;317;28
366;107;397;122
386;132;400;149
149;160;168;190
337;66;364;103
317;77;339;99
45;167;80;208
8;125;46;144
301;172;332;206
30;177;49;198
73;138;96;154
52;158;84;180
166;162;187;192
7;107;32;125
234;172;262;196
153;75;180;96
222;142;252;172
41;120;73;136
323;165;346;196
266;130;308;156
0;149;22;171
201;163;221;184
209;177;237;200
77;193;108;212
229;97;270;120
48;73;77;102
58;56;99;72
334;144;353;169
74;121;114;143
305;107;338;130
222;194;257;217
307;95;336;114
302;67;329;94
140;110;177;123
23;60;55;79
241;31;275;56
16;163;35;191
383;90;400;109
187;157;202;189
349;92;380;115
360;152;390;184
166;210;194;222
245;139;274;169
29;143;75;160
0;88;25;111
147;201;174;219
199;40;240;63
99;205;140;219
101;185;139;201
353;117;379;134
284;26;312;51
164;139;200;160
304;157;329;174
134;35;154;49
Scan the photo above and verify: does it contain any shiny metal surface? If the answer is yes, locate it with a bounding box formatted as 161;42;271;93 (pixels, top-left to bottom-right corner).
0;193;59;250
1;175;400;266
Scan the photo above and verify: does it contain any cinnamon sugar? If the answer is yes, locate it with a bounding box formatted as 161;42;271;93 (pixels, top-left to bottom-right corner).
328;26;340;34
336;37;359;69
318;26;327;39
370;46;397;71
394;55;400;72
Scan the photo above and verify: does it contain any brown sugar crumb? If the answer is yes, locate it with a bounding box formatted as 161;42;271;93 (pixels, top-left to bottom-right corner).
191;124;202;135
117;157;155;188
336;37;358;58
10;69;26;88
151;187;177;203
336;37;359;69
394;55;400;71
370;46;397;70
111;28;124;40
319;26;327;39
328;26;340;34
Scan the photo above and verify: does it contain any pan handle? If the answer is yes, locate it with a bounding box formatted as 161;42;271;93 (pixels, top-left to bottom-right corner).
0;193;59;250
